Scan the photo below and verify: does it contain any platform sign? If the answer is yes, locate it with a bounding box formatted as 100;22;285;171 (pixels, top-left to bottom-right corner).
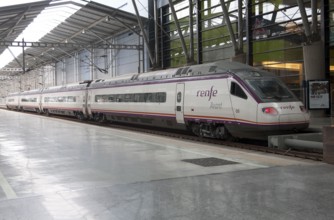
307;80;330;109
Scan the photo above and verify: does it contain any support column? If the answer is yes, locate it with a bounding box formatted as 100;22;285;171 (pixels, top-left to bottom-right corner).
195;0;202;64
22;38;25;75
153;0;160;68
246;0;253;65
303;41;325;80
90;48;94;80
189;0;195;63
323;126;334;164
62;59;66;85
231;53;246;63
303;40;326;117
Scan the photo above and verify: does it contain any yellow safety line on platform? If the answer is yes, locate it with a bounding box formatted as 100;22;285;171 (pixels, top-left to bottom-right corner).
0;171;17;199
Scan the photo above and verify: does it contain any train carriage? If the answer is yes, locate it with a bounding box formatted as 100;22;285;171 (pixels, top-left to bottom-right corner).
41;83;88;119
19;89;42;113
5;92;20;110
87;70;185;129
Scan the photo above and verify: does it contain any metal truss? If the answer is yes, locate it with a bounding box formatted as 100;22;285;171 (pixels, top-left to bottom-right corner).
0;68;24;72
0;41;143;50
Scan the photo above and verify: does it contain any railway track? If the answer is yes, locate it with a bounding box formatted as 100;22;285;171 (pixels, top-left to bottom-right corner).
8;109;324;162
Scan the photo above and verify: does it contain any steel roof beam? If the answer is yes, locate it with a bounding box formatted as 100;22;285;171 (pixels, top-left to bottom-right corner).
0;0;146;76
0;68;25;72
0;7;30;39
237;0;243;52
188;0;195;63
131;0;155;67
0;40;142;50
44;52;63;63
84;1;139;24
66;16;108;41
296;0;311;41
220;0;238;53
168;0;190;64
7;47;23;69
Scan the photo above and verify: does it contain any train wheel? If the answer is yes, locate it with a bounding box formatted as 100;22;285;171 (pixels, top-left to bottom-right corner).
191;123;201;137
45;109;50;116
99;114;107;123
214;126;231;140
93;113;106;123
76;112;85;120
93;113;100;122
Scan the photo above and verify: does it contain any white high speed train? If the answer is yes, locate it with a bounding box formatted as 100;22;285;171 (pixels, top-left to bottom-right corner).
5;61;310;140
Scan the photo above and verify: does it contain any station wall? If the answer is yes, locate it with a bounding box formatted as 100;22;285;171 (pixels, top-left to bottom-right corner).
51;31;143;86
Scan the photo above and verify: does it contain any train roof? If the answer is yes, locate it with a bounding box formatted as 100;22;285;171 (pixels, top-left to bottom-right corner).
89;61;243;89
7;92;20;97
43;82;89;93
11;61;276;94
20;89;43;95
213;61;277;80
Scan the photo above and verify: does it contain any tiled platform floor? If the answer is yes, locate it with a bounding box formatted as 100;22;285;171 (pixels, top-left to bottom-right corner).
0;109;333;220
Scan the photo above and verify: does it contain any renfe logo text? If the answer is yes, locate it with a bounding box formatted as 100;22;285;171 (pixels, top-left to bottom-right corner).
197;86;218;101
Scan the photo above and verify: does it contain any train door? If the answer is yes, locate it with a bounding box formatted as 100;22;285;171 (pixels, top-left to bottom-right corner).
83;89;90;117
175;83;185;124
17;94;21;110
38;93;42;112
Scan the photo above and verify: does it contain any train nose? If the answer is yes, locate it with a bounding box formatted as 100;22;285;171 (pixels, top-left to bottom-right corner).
279;114;307;124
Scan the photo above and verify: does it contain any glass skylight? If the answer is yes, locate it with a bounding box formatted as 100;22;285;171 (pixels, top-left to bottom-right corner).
0;0;85;69
0;0;39;7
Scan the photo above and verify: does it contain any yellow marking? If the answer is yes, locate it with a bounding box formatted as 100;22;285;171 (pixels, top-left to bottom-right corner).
0;171;17;199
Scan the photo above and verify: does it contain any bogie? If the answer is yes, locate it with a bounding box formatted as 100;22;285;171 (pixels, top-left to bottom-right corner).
190;123;231;140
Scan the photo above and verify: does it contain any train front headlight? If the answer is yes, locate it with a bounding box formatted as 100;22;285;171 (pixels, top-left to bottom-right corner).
262;107;278;115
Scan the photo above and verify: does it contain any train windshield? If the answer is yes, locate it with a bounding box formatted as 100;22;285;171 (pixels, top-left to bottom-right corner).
245;77;298;102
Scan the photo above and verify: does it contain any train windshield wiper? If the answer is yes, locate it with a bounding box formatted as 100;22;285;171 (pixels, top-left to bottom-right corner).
265;95;282;101
273;95;282;101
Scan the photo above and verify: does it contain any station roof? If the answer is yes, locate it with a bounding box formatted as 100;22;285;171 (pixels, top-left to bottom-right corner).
0;0;145;76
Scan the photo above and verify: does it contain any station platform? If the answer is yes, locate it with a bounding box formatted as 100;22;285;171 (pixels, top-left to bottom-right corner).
0;109;333;220
308;116;334;131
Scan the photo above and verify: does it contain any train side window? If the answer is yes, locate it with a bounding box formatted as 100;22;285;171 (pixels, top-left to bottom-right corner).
145;93;152;102
134;94;145;102
230;82;247;99
151;93;157;102
157;92;166;103
116;94;123;102
133;94;140;102
108;95;115;102
181;67;190;76
174;68;183;77
67;96;75;102
124;94;133;102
